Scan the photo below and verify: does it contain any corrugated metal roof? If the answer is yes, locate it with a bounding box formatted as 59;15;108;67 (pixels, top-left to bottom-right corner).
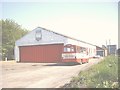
96;46;105;50
37;27;96;46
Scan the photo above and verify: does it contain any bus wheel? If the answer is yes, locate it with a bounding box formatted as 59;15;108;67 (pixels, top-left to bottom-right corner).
79;61;82;65
79;60;83;65
87;59;89;63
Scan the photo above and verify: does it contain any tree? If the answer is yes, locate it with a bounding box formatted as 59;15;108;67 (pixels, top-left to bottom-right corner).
1;19;29;60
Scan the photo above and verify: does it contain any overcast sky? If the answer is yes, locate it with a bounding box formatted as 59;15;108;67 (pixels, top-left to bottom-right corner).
1;0;119;47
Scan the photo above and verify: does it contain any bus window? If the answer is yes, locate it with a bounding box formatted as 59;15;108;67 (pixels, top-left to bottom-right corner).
64;47;71;52
80;47;87;53
64;46;75;52
71;47;74;52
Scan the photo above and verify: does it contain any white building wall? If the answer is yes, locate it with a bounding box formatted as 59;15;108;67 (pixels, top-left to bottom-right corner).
14;46;19;62
16;27;67;46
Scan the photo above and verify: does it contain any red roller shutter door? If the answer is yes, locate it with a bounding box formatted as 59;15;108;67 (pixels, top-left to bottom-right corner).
19;44;64;63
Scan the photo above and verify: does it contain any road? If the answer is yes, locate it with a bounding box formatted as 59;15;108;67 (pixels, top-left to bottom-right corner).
1;58;103;88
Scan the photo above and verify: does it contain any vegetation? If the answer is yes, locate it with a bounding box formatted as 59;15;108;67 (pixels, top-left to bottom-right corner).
62;55;119;88
0;19;29;60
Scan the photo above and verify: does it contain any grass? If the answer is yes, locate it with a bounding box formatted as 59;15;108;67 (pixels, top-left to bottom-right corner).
62;55;119;88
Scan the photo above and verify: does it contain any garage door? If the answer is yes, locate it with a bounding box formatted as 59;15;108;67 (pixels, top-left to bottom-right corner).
97;51;104;57
19;44;64;63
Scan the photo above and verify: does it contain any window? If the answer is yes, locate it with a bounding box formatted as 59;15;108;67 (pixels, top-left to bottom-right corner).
80;47;87;53
64;47;75;52
71;47;74;52
64;47;70;52
67;48;71;52
64;47;67;52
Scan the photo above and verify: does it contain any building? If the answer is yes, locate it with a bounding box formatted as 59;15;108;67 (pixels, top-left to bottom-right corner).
117;48;120;56
107;45;117;55
96;46;107;57
15;27;96;63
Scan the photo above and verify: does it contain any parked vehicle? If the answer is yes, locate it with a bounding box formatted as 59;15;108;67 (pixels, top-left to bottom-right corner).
93;55;101;58
62;44;89;64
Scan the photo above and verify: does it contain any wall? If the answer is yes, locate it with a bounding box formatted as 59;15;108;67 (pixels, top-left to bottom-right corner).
15;27;68;61
16;27;67;46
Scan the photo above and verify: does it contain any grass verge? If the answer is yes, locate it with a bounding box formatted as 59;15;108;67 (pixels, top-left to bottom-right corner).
62;55;119;88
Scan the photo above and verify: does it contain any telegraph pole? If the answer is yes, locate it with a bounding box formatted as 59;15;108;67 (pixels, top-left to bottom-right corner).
106;40;107;48
109;39;111;55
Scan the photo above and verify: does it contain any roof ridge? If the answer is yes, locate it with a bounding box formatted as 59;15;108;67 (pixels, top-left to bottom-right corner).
37;27;96;46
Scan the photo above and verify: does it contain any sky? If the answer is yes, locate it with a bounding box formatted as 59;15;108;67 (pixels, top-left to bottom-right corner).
1;0;119;48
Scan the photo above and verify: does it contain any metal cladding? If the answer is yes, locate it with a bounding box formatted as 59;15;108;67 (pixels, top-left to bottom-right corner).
19;44;64;63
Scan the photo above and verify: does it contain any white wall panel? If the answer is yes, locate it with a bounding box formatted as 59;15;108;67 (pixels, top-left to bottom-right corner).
16;27;67;46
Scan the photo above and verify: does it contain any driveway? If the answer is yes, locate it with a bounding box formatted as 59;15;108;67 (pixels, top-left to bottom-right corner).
1;58;103;88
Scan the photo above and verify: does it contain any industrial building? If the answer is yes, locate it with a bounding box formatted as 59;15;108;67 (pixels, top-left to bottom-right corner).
107;45;117;55
15;27;99;63
96;46;108;57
